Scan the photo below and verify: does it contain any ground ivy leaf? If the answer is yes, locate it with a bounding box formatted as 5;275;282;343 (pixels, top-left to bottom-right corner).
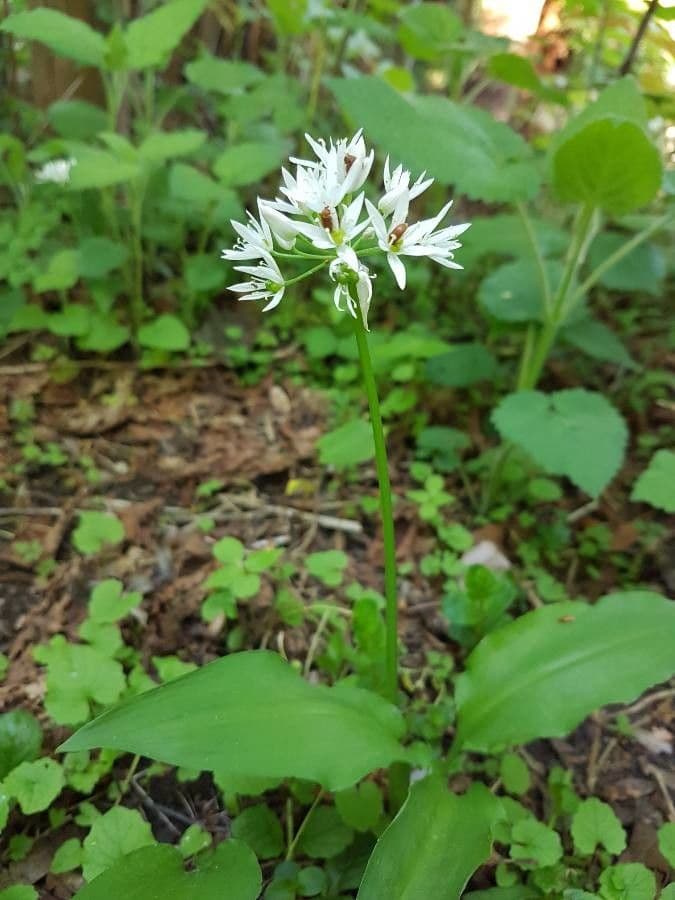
335;781;383;832
492;389;627;497
82;806;155;881
499;753;530;797
598;862;655;900
305;550;348;587
509;819;562;869
298;806;354;859
89;579;141;624
51;837;84;874
72;511;125;556
4;757;64;815
231;804;284;859
571;798;626;856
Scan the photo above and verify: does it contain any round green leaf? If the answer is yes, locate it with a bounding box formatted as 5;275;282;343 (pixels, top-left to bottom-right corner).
598;862;655;900
4;757;64;815
231;804;284;859
82;806;155;881
552;117;662;214
0;711;42;781
571;798;626;856
631;449;675;514
297;806;353;859
138;314;190;352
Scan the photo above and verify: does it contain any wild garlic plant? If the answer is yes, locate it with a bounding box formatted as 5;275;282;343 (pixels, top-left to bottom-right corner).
222;130;470;702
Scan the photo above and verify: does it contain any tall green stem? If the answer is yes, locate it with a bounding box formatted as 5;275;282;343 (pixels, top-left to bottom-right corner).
350;288;398;704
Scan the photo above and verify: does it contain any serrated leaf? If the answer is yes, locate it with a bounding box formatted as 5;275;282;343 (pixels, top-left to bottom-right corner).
82;806;155;881
357;777;499;899
73;842;260;900
598;863;655;900
455;591;675;753
0;9;105;66
552;117;662;214
571;798;626;856
89;579;140;624
328;76;539;203
492;389;627;497
510;819;562;868
631;450;675;514
213;141;287;188
59;651;409;791
124;0;209;70
4;758;64;815
138;130;206;164
184;54;263;93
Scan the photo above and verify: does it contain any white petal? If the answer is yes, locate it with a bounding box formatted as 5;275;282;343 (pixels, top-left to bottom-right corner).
387;252;407;289
365;198;388;243
262;286;285;311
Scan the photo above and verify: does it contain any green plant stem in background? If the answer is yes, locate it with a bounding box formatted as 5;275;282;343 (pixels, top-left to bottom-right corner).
516;201;551;313
350;285;398;705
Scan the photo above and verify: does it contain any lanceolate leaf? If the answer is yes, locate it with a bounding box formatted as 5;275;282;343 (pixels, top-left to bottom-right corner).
454;591;675;753
124;0;210;70
73;841;260;900
328;76;539;203
0;9;106;67
60;651;408;791
357;776;500;899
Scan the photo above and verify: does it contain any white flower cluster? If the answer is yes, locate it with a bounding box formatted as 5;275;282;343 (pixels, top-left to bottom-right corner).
222;130;469;330
34;158;76;185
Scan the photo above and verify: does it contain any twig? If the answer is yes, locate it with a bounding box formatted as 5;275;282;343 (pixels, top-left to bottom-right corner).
619;0;660;75
0;507;63;517
130;778;181;837
620;687;675;718
567;500;599;523
643;762;675;821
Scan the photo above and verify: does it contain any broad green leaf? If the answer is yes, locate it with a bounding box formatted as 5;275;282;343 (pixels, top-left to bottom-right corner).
68;147;140;189
89;579;141;624
297;806;353;859
48;100;108;140
317;419;375;469
335;781;383;832
631;449;675;513
329;76;539;203
47;304;91;338
0;888;38;900
0;9;105;66
184;54;263;93
561;317;636;369
425;344;498;387
138;130;206;164
74;841;260;899
0;710;42;780
658;822;675;867
487;53;541;91
306;550;348;587
78;314;130;353
478;260;562;323
552;117;662;215
138;314;190;352
185;254;227;292
492;389;627;497
398;3;464;62
460;214;567;270
499;753;530;796
4;757;64;815
552;76;649;150
587;232;665;296
33;250;79;293
82;806;155;881
124;0;210;70
60;651;408;791
213;141;287;188
598;863;655;900
454;590;675;753
357;777;499;899
169;163;241;223
571;798;626;856
231;804;284;859
659;887;675;900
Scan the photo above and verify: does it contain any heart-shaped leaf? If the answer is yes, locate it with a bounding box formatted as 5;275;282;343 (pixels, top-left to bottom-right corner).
492;389;627;497
454;591;675;753
60;651;408;791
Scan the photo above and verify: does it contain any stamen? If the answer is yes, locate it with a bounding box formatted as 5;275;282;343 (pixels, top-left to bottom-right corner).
344;153;356;173
388;223;408;245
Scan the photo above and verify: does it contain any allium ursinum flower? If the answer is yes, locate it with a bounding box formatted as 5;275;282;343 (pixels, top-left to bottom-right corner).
35;158;75;185
289;129;374;204
378;156;433;222
229;255;285;312
365;198;470;291
292;193;369;260
329;257;374;330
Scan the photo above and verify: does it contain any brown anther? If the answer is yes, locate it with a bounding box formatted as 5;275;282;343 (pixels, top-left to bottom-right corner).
388;223;408;245
344;153;356;173
319;206;334;231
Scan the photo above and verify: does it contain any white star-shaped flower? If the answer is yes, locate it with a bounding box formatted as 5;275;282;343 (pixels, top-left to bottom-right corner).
229;255;285;312
365;199;470;290
378;157;433;222
329;257;374;330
